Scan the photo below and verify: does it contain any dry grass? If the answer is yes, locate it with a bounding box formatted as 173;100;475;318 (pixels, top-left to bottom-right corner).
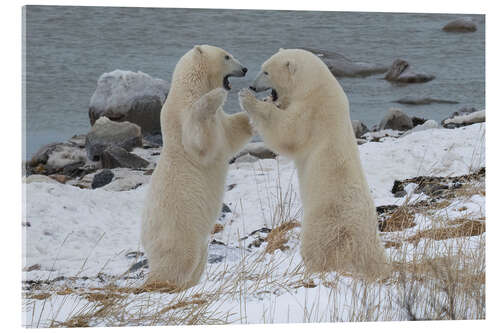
23;160;486;327
265;220;300;253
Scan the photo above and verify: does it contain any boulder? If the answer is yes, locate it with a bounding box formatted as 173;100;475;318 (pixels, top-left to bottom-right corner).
85;117;142;161
89;70;169;135
442;18;477;32
384;59;435;84
100;146;149;169
303;48;388;77
351;120;369;139
442;110;485;129
91;169;114;189
231;142;277;163
393;97;458;105
411;116;427;127
379;108;414;131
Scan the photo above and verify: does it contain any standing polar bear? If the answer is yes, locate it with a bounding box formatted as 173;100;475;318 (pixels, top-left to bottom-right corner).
141;45;253;290
239;48;389;280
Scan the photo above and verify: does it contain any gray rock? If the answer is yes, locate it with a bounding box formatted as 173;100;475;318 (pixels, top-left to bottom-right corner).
231;142;277;163
442;18;477;32
379;108;414;131
100;146;149;169
394;97;458;105
385;59;435;84
92;169;115;189
411;116;427;126
86;117;143;161
89;70;169;135
351;120;369;138
234;153;259;164
304;48;388;77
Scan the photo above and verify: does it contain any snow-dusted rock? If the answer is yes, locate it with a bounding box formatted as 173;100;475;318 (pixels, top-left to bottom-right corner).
304;48;388;78
89;70;169;135
231;142;277;163
29;141;88;175
401;119;439;137
379;108;414;131
351;119;369;138
384;59;435;84
442;18;477;32
442;110;485;129
85;117;142;161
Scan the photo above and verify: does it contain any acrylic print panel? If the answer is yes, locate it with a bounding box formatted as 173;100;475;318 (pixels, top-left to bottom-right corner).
22;5;485;327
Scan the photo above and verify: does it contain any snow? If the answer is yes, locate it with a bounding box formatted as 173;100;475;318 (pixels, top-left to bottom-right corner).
89;70;169;112
22;123;486;326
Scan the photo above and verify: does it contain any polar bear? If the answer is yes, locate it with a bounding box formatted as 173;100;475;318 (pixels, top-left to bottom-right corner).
141;45;253;290
239;48;389;280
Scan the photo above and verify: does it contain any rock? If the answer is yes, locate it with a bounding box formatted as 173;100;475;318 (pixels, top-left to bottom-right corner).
384;59;435;84
222;203;232;213
402;120;439;137
356;139;368;145
415;183;449;196
143;133;163;148
304;47;388;77
30;142;87;173
89;70;169;135
442;18;477;32
351;120;369;138
100;146;149;169
91;169;115;189
127;259;148;273
379;108;414;131
394;190;407;198
23;264;41;272
86;117;143;161
394;97;458;105
231;142;277;163
233;153;259;164
24;174;60;184
442;110;485;129
411;116;427;127
62;161;85;177
67;134;87;148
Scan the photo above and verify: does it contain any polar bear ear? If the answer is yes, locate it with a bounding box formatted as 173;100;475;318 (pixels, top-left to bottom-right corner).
286;60;296;75
194;45;203;54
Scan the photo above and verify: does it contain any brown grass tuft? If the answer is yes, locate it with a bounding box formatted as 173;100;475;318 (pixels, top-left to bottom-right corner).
212;223;224;234
380;206;416;232
264;220;300;254
406;219;485;244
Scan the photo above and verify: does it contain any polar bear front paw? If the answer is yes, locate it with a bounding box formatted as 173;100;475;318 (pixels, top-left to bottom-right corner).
239;88;258;113
204;87;228;109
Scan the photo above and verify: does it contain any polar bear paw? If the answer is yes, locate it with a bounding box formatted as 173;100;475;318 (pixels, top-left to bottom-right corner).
238;88;258;112
204;87;228;109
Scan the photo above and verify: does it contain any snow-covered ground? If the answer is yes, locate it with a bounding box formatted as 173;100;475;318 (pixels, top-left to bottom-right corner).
22;123;486;327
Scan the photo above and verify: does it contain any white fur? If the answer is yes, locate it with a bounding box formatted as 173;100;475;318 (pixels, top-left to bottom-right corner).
141;45;253;289
240;49;389;280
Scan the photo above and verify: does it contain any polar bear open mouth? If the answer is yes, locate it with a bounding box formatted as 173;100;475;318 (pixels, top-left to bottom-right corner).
223;75;233;91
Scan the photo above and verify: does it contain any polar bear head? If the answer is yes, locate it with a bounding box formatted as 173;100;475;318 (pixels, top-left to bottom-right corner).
250;48;331;105
173;44;247;94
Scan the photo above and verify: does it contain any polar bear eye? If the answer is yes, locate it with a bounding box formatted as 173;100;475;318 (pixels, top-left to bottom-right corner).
264;71;269;75
224;55;230;60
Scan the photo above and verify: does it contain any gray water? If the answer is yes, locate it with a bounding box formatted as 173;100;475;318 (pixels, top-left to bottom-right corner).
24;6;485;159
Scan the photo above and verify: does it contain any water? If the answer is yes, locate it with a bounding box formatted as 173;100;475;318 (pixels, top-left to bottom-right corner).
23;6;485;159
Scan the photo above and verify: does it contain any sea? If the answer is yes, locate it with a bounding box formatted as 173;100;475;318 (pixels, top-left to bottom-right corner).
23;6;485;159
